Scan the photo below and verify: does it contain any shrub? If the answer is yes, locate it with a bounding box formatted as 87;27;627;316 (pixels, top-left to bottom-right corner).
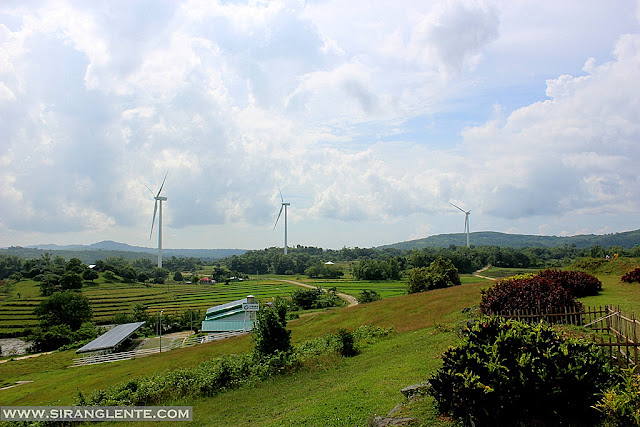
407;257;461;294
429;317;614;426
290;287;341;310
621;267;640;284
536;269;602;297
253;305;292;359
291;288;323;310
336;329;357;357
479;269;599;314
357;289;381;303
594;366;640;425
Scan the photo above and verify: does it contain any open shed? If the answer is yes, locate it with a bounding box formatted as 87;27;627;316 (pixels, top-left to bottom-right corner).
76;321;145;355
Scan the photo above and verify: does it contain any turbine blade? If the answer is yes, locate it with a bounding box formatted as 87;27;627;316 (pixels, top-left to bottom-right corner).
144;184;155;196
156;171;169;197
279;187;284;203
464;214;468;232
449;202;465;213
150;200;158;238
273;205;284;230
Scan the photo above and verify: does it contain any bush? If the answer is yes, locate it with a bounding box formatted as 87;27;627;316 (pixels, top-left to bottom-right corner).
429;317;614;426
407;257;461;294
357;289;381;303
28;324;73;352
594;366;640;426
536;269;602;297
253;305;292;359
480;271;585;314
621;267;640;284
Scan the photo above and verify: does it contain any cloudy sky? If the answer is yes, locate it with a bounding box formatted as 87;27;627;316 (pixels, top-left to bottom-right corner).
1;0;639;250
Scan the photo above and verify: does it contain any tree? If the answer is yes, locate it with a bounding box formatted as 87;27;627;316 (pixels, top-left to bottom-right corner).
291;288;323;310
358;289;381;303
407;257;461;294
60;272;83;290
173;271;183;282
37;273;61;296
407;267;430;294
132;304;150;323
120;266;137;283
427;257;461;289
35;291;93;331
83;269;99;282
65;258;84;274
253;305;292;358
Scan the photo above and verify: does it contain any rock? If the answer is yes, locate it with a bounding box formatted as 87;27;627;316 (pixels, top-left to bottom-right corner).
400;382;430;399
369;416;420;426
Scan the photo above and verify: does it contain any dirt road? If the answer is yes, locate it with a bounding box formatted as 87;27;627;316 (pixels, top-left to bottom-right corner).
473;265;496;281
270;279;359;307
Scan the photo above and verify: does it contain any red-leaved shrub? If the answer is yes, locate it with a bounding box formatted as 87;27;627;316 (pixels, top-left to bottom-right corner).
480;276;579;314
480;269;601;314
621;267;640;284
536;269;602;297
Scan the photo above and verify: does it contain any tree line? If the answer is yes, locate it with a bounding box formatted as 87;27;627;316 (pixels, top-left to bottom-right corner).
1;243;637;283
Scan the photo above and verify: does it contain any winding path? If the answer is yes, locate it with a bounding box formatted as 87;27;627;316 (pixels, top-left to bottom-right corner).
269;278;359;307
473;265;496;281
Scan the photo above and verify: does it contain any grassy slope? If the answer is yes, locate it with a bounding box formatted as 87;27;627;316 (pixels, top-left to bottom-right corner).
0;281;483;408
3;263;639;425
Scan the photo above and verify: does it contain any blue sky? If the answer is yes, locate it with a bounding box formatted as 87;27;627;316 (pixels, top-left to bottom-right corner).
1;0;640;250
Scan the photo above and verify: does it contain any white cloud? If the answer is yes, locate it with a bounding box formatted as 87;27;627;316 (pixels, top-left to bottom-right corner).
1;1;639;248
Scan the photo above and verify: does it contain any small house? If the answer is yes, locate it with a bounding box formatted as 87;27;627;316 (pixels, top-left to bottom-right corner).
199;277;214;285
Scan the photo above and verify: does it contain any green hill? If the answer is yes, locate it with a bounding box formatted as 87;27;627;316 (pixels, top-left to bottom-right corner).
381;229;640;250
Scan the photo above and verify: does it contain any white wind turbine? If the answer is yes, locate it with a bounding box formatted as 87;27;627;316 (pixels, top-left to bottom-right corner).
273;190;290;255
450;202;473;248
149;172;168;267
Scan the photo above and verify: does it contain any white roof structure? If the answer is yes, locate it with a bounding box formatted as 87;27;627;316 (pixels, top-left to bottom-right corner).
76;321;145;354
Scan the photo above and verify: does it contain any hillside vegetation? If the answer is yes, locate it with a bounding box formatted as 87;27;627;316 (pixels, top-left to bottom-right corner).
382;229;640;250
3;261;640;425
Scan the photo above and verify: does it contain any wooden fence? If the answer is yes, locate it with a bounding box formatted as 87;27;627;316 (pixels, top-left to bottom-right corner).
492;305;640;368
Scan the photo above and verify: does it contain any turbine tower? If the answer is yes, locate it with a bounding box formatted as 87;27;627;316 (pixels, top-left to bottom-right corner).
450;202;472;248
150;172;168;267
273;190;290;255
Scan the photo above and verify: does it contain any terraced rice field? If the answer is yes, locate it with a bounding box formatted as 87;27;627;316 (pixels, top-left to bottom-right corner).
0;278;302;337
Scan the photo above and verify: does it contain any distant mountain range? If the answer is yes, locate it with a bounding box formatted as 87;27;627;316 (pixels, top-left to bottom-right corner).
0;240;246;263
3;230;639;263
380;229;640;250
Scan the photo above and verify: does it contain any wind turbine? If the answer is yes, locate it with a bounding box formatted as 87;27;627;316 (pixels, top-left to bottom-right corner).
149;171;168;267
273;190;290;255
450;202;472;248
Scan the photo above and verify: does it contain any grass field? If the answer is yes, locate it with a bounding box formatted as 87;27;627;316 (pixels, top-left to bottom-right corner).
2;264;640;425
